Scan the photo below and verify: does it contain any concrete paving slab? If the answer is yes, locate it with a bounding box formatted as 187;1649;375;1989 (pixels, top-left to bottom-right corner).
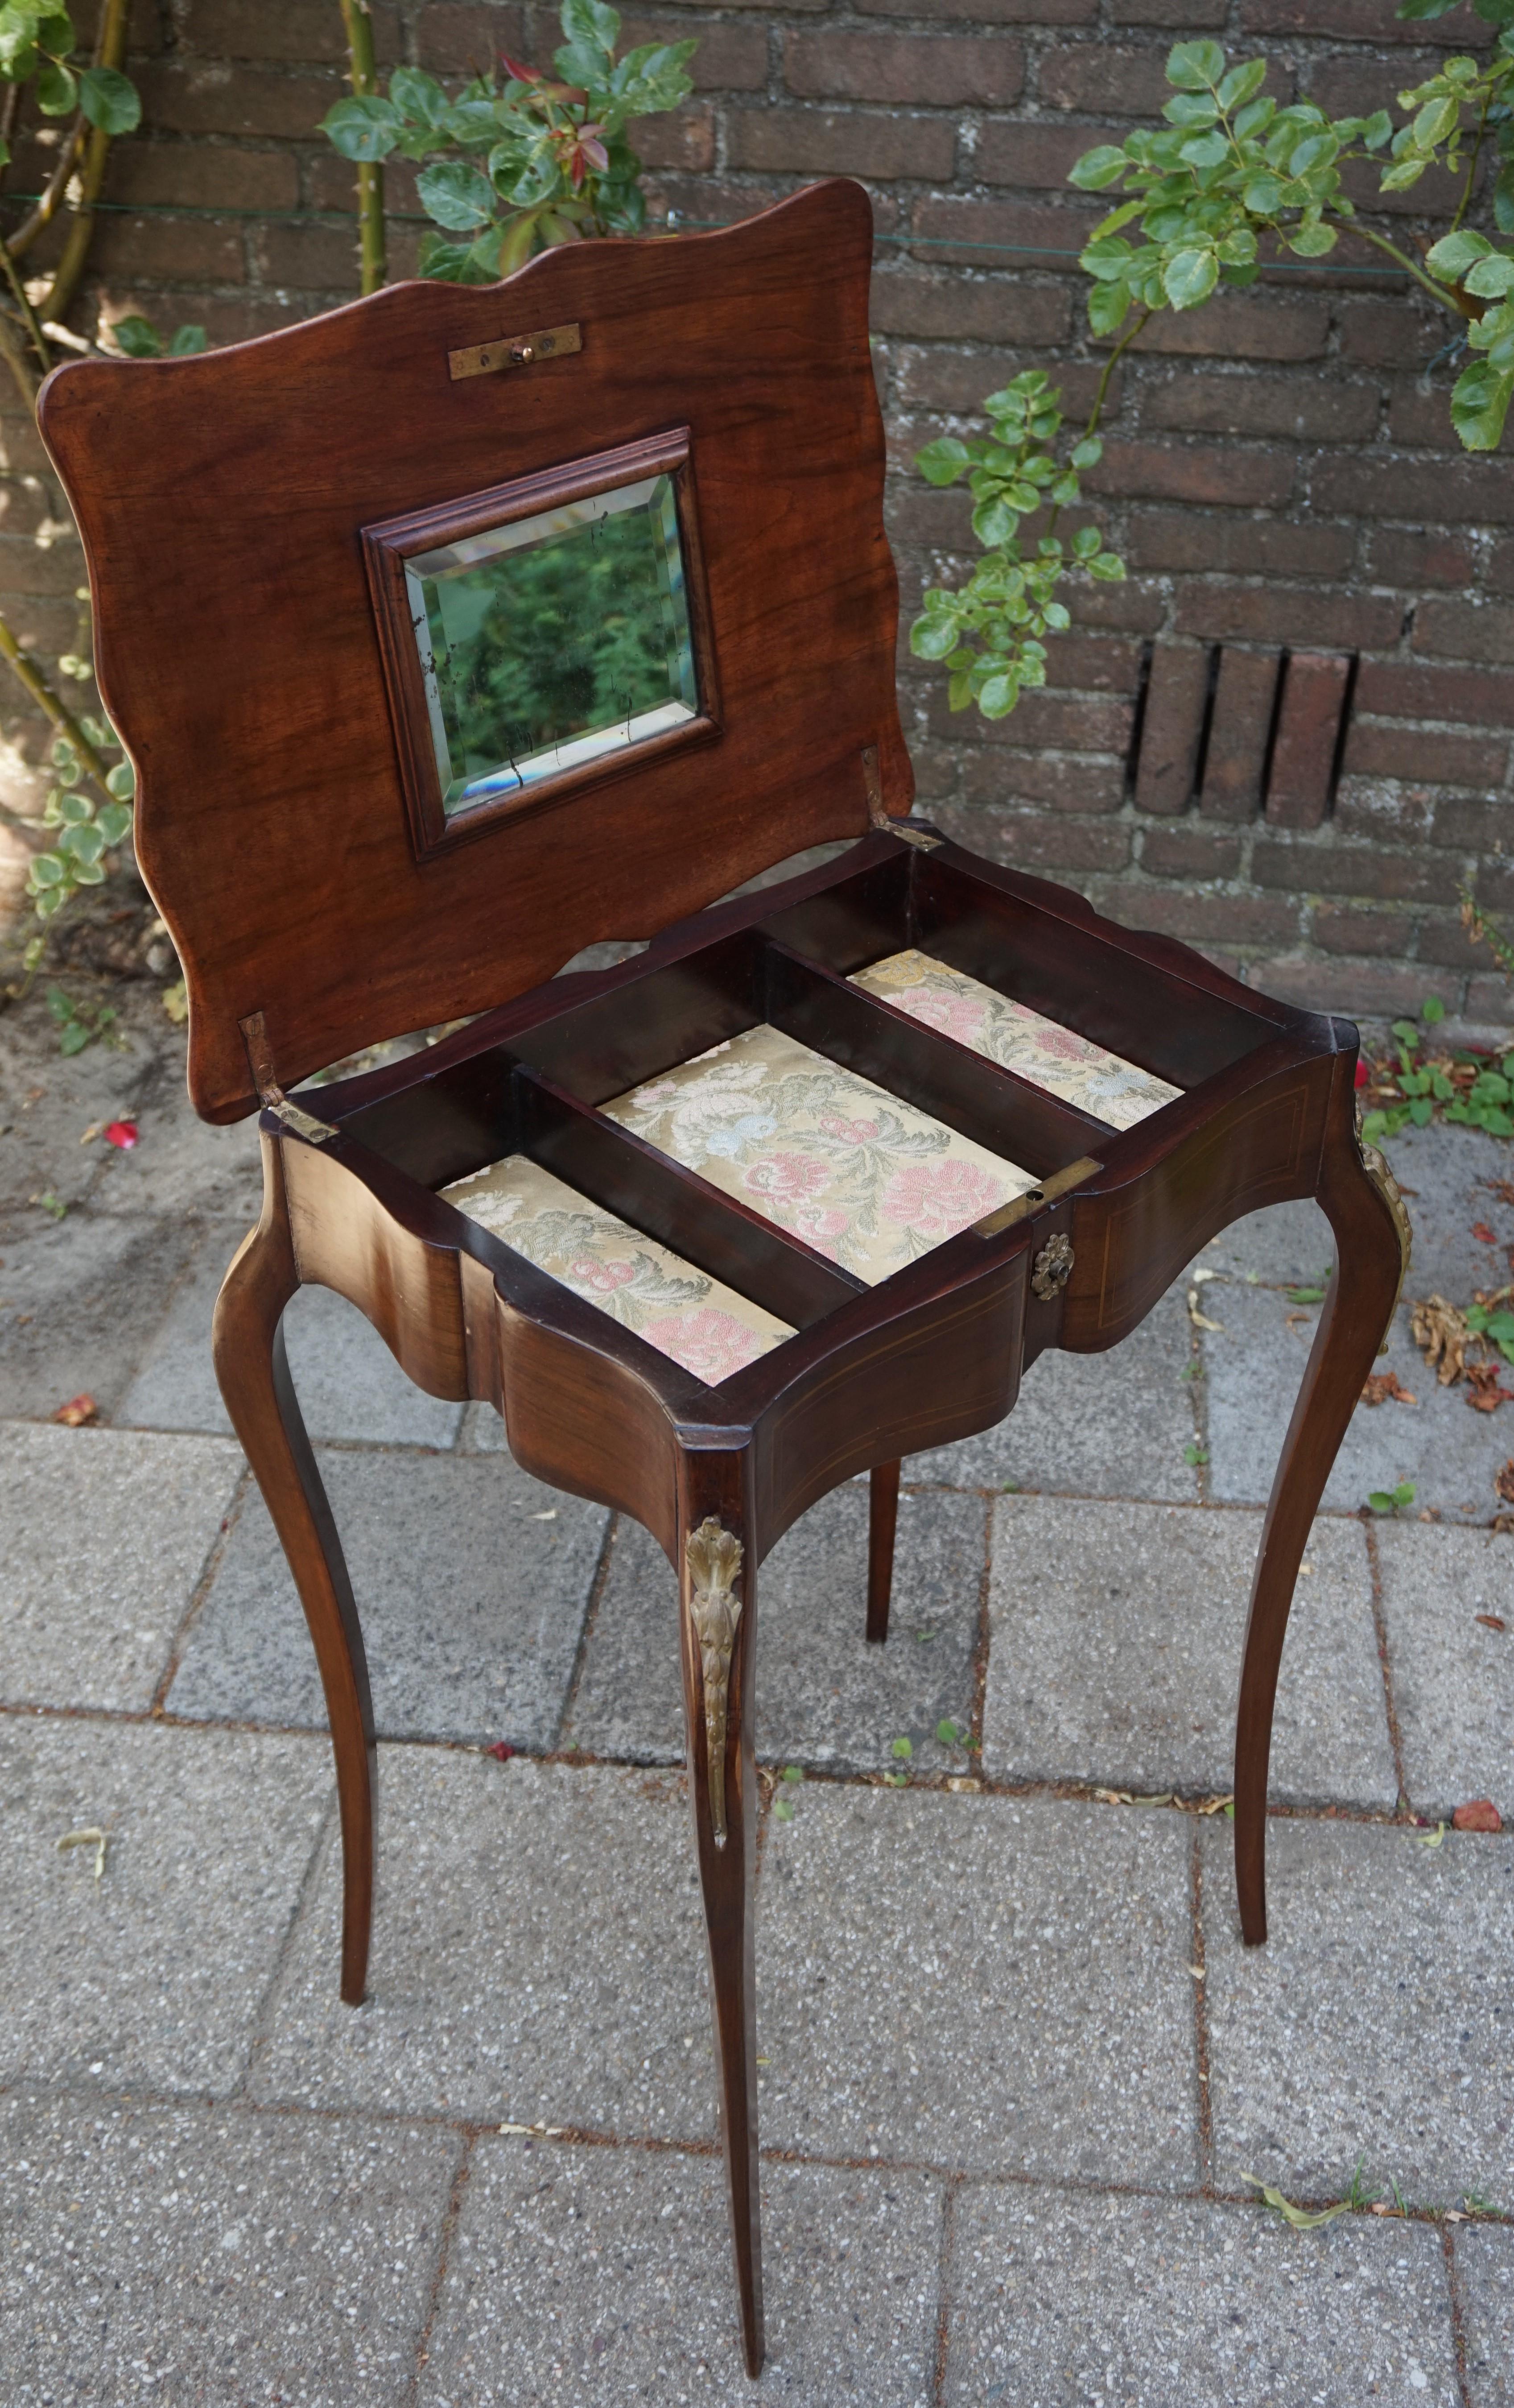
0;1208;201;1420
1457;2221;1514;2407
758;1786;1199;2185
984;1497;1396;1806
1;1422;242;1712
1204;1284;1508;1522
422;2140;942;2405
0;2089;458;2407
565;1485;988;1775
256;1752;715;2137
1193;1194;1334;1288
0;1715;330;2097
1381;1119;1514;1309
1202;1816;1514;2206
0;1011;157;1216
905;1285;1199;1499
168;1445;607;1747
120;1228;465;1443
1377;1519;1514;1818
941;2184;1460;2408
89;1081;263;1221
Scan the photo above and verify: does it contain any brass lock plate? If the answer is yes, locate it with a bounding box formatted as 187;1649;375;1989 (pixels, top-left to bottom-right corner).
448;321;582;381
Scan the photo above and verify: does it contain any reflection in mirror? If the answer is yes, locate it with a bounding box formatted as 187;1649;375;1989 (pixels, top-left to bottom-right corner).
404;472;698;816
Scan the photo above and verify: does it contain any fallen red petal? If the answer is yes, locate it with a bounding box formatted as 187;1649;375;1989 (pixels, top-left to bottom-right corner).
1354;1058;1370;1089
104;1120;138;1149
1475;1613;1507;1632
1473;1221;1498;1244
53;1393;98;1426
1452;1798;1502;1833
486;1741;515;1762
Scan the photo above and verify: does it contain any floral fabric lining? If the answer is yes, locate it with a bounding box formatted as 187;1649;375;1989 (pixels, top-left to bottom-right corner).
438;1155;794;1387
850;948;1182;1131
602;1024;1035;1287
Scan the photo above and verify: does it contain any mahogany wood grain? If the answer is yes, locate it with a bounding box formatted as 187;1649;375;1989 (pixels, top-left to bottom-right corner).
867;1462;901;1644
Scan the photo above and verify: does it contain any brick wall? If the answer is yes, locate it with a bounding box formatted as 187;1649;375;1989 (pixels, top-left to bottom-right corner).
4;0;1513;1022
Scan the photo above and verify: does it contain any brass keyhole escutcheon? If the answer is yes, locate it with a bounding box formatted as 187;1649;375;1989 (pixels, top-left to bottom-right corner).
1031;1231;1074;1302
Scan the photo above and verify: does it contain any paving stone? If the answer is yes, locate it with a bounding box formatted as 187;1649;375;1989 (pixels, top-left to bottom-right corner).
0;2089;458;2407
0;1005;157;1216
1193;1194;1334;1288
905;1284;1200;1499
0;1715;331;2097
1204;1283;1508;1522
1;1422;242;1712
169;1444;606;1746
421;2141;942;2404
256;1752;715;2136
942;2184;1460;2408
0;1208;201;1419
565;1485;987;1775
984;1496;1396;1806
1377;1519;1514;1817
119;1221;465;1443
1202;1816;1514;2205
89;1078;263;1220
1380;1119;1514;1310
1458;2221;1514;2407
758;1786;1198;2185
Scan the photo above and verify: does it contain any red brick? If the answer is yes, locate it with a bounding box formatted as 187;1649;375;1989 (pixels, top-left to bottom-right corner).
1037;46;1179;114
133;62;335;140
1353;660;1514;726
179;0;401;59
635;103;716;172
1414;597;1514;664
1265;653;1352;832
1473;861;1514;914
870;269;1069;343
1341;722;1508;789
976;119;1101;188
1089;442;1294;509
1486;539;1514;597
946;687;1133;754
1076;580;1168;635
936;804;1132;872
1315;455;1514;525
1311;906;1415;957
905;737;958;801
1141;372;1378;447
1174;586;1404;650
90;214;245;286
1098;886;1302;947
620;17;769;89
1428;794;1514;852
1337;300;1445;371
1363;528;1478;592
859;0;1091;17
108;144;301;213
1308;56;1461;119
253;219;365;293
1386;382;1487;453
1242;0;1487;36
784;32;1023;105
889;488;974;550
1252;838;1463;905
413;5;529;73
912;197;1097;269
0;532;94;600
1044;636;1144;694
1332;777;1437;844
1134;644;1209;815
1113;0;1225;22
1139;825;1242;879
1126;509;1353;581
1126;293;1328;364
1466;972;1514;1024
1416;914;1500;971
728;108;957;180
959;748;1127;812
1255;957;1452;1015
1201;647;1280;821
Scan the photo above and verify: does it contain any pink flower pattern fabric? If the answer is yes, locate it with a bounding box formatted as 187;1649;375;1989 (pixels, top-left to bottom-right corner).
602;1024;1034;1285
438;1155;792;1383
850;949;1182;1130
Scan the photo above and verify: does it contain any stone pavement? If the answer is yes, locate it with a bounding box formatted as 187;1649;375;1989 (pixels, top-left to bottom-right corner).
1;985;1512;2405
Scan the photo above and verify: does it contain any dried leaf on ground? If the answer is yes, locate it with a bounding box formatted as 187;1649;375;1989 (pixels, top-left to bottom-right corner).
58;1827;109;1880
1187;1287;1225;1332
1497;1459;1514;1507
1452;1798;1503;1833
1241;2172;1350;2231
1361;1371;1418;1407
1476;1612;1507;1632
1488;1179;1514;1207
1473;1222;1499;1245
1411;1295;1478;1385
52;1393;98;1426
1466;1364;1514;1412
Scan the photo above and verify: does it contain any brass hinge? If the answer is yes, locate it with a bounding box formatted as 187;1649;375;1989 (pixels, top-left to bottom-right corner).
239;1010;337;1145
862;744;941;850
973;1154;1102;1241
448;320;582;382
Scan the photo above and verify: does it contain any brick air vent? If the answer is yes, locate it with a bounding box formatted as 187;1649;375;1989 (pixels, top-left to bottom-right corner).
1130;642;1356;829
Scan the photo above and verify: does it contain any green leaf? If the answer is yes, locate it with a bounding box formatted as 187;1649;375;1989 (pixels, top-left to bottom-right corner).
978;673;1020;718
108;314;163;358
1409;1097;1435;1126
417;157;497;231
1164;91;1221;127
168;323;207;356
105;758;135;799
773;1793;795;1821
322;93;400;162
78;63;140;134
388;66;452;128
1465;252;1514;298
936;1718;963;1747
1163;246;1219;307
34;56;74;113
1421;993;1446;1023
1451;356;1514;451
1087;278;1131;336
782;1764;804;1783
1241;2172;1350;2232
561;0;621;60
916;435;972;486
973;495;1018;547
891;1735;913;1760
1218;57;1267;112
58;822;104;866
1288;221;1339;257
1167;39;1226;90
1073;522;1102;559
29;849;64;886
96;802;132;845
1088;550;1127;580
1184;1440;1209;1466
1180;129;1230;169
1069;437;1103;471
56;788;92;824
1069;143;1130;190
911;616;960;661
